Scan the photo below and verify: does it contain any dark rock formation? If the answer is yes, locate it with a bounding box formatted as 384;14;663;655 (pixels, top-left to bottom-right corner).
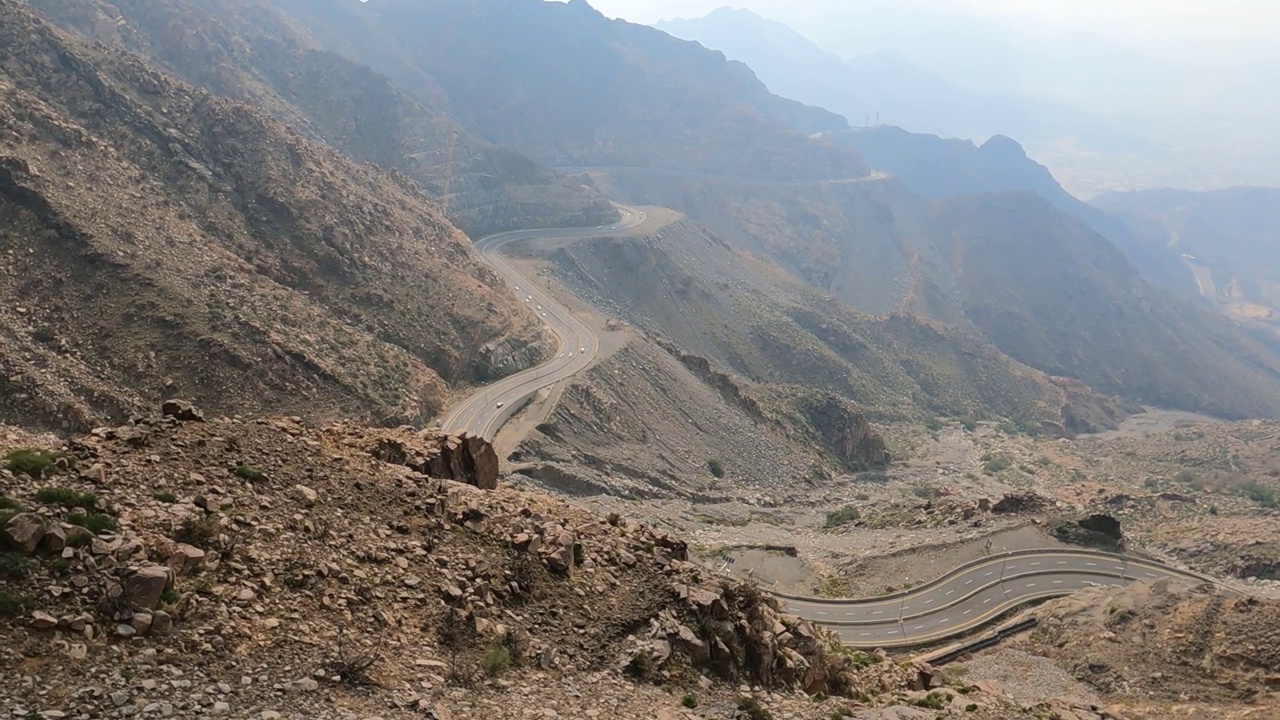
370;431;499;490
795;394;890;470
161;399;205;423
991;492;1053;514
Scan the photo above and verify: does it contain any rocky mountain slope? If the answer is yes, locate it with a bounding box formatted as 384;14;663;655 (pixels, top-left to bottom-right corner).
937;192;1280;419
592;169;1280;420
1;406;1075;720
525;215;1129;434
1095;187;1280;333
262;0;865;181
1022;581;1280;715
0;0;549;431
27;0;617;237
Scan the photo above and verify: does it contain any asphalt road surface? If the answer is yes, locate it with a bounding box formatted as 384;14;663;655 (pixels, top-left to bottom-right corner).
775;549;1215;647
440;213;1219;652
441;206;646;439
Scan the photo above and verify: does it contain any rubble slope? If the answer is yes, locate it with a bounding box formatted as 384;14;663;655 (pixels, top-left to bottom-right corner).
0;0;549;432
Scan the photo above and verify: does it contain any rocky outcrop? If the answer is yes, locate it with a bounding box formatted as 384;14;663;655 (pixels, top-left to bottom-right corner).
160;399;205;423
661;343;770;423
621;580;906;695
367;430;500;490
3;512;47;553
1052;513;1125;551
794;393;890;470
991;492;1053;514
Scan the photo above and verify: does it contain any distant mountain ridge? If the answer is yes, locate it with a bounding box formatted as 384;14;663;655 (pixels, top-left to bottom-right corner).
28;0;618;237
656;6;1141;153
0;0;551;430
264;0;864;181
1096;186;1280;349
825;126;1195;295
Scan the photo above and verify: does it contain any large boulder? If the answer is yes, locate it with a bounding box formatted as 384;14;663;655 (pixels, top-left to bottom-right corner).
370;431;499;490
4;512;47;553
123;566;174;611
160;399;205;422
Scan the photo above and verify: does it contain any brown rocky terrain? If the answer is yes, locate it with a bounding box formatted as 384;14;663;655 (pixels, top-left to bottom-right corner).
0;0;551;432
1016;581;1280;718
0;404;1126;720
263;0;864;182
29;0;618;237
528;214;1130;433
595;168;1280;421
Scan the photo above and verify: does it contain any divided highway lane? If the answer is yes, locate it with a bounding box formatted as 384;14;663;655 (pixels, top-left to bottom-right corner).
774;549;1219;648
441;206;647;439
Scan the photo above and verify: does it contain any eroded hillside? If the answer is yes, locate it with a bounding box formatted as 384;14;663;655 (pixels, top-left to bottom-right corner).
28;0;618;236
264;0;865;182
593;169;1280;420
527;216;1128;434
0;0;549;431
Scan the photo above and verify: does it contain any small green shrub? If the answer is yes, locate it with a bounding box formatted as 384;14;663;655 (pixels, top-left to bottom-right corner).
0;591;28;617
67;512;117;534
65;527;94;548
35;487;98;510
854;492;870;501
824;506;860;528
624;650;655;681
160;588;181;605
153;491;178;504
966;703;979;712
1;552;35;580
481;645;511;676
736;697;773;720
911;484;940;500
0;496;22;510
982;456;1011;474
1174;469;1197;484
1241;481;1280;509
177;514;221;549
235;464;267;482
4;449;57;478
706;459;725;478
48;557;72;575
912;692;947;710
680;694;698;709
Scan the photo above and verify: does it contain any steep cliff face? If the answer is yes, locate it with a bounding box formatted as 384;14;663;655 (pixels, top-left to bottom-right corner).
793;393;890;470
28;0;617;237
0;0;549;430
539;216;1128;432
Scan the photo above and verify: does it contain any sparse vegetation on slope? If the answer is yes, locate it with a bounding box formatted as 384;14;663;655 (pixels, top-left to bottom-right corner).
0;0;550;431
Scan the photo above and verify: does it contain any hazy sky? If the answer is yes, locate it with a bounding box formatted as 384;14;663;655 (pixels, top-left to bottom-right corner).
570;0;1280;50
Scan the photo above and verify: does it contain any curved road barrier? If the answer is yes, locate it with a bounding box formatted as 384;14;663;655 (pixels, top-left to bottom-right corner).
442;206;646;438
772;549;1223;648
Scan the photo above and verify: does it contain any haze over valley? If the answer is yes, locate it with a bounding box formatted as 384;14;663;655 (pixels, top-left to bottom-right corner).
2;1;1280;718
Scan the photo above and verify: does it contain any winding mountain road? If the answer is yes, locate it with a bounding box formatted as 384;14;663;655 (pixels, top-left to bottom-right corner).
773;549;1219;648
441;212;1225;651
441;206;646;438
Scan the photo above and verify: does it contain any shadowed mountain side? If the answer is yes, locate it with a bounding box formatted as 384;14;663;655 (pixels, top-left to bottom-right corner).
0;0;549;431
589;164;1280;420
938;192;1280;419
514;217;1130;434
262;0;863;181
30;0;617;236
513;338;889;501
827;127;1194;294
